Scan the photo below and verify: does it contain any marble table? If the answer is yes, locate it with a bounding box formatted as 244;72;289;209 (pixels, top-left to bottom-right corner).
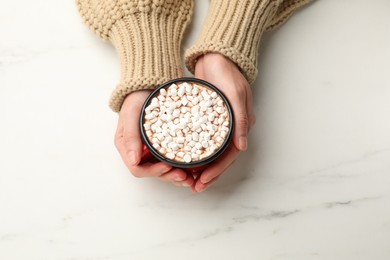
1;0;389;259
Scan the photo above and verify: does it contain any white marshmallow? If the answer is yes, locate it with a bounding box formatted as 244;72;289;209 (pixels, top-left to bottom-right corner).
143;123;151;130
184;83;192;93
172;109;180;118
160;88;167;96
177;137;185;143
216;107;225;114
192;153;199;160
156;133;164;141
166;152;175;160
195;143;203;150
192;97;199;105
192;132;199;141
183;154;192;163
192;87;199;95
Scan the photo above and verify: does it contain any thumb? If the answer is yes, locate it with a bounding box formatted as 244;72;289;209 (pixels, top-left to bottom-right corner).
122;106;143;166
194;58;205;79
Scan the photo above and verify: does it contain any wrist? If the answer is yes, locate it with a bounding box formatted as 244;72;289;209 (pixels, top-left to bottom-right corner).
197;53;233;66
122;90;153;109
196;52;242;76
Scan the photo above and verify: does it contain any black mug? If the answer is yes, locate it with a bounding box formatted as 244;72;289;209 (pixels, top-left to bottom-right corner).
139;78;234;175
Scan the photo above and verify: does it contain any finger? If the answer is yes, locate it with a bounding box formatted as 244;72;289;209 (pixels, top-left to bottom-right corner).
192;174;223;193
193;144;240;192
193;158;237;193
121;105;143;166
116;136;172;177
200;144;240;184
159;168;187;182
129;161;172;178
231;93;249;151
159;168;194;187
246;86;256;131
176;176;195;188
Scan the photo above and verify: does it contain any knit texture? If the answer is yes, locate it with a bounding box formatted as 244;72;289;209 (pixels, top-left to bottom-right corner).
76;0;193;112
185;0;311;84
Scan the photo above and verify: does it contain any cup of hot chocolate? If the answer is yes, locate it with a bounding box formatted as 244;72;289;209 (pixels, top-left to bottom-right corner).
139;78;234;174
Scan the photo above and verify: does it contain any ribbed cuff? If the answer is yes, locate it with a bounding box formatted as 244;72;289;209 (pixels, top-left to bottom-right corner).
76;0;193;112
185;0;280;84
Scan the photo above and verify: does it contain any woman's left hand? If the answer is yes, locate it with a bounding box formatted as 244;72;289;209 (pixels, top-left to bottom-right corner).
192;53;256;192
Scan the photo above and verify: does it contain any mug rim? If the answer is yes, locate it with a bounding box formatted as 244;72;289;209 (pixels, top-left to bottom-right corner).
139;77;234;168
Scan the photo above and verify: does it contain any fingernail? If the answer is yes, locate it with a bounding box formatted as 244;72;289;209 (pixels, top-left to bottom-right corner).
239;136;248;150
197;185;206;193
128;151;137;165
182;182;191;187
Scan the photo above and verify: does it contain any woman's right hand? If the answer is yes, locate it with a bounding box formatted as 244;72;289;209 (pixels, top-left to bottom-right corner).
115;90;195;187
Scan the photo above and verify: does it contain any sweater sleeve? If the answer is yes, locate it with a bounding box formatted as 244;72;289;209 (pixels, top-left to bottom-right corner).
184;0;311;85
76;0;193;112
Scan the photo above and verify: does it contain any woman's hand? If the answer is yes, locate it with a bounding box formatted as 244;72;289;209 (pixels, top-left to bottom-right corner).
192;53;256;192
115;90;195;187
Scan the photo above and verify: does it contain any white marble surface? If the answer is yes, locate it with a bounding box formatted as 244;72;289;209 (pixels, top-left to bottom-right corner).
1;0;390;259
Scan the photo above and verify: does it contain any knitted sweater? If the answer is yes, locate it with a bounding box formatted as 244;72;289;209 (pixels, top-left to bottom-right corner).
76;0;311;112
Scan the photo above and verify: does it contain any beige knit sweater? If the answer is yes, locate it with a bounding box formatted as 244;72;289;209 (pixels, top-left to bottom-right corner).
76;0;311;112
